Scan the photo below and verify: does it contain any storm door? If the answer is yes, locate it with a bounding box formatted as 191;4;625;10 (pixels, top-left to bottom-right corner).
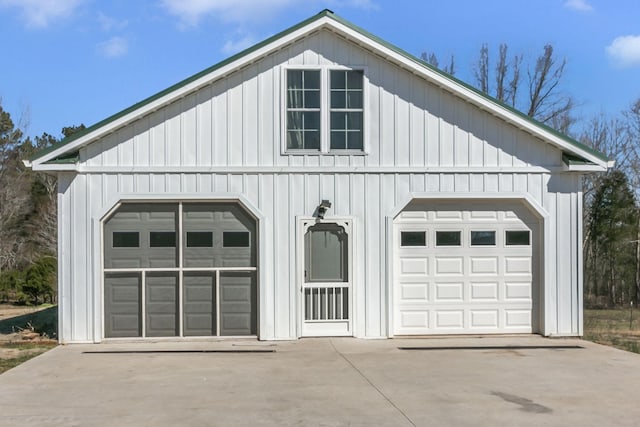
300;220;352;337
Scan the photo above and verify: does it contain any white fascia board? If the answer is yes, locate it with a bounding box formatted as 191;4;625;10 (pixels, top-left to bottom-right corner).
326;21;609;169
563;163;608;172
31;163;78;172
31;19;330;166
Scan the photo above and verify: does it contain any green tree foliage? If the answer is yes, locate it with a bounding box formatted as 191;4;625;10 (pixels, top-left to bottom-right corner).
22;257;56;305
0;102;83;305
585;170;639;306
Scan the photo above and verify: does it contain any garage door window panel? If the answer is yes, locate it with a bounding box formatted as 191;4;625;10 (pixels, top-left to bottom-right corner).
436;231;461;247
112;232;139;248
223;231;250;248
470;231;496;246
506;230;530;246
401;231;426;247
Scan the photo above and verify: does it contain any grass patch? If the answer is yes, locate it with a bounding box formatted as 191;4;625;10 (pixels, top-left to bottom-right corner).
584;308;640;354
0;342;56;375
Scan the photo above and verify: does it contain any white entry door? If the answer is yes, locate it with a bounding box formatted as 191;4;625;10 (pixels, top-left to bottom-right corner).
393;202;538;335
300;219;352;337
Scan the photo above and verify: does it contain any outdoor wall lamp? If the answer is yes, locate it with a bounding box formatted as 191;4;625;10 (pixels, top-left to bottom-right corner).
317;200;332;219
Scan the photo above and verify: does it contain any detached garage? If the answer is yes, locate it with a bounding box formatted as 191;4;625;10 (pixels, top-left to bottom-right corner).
26;10;609;343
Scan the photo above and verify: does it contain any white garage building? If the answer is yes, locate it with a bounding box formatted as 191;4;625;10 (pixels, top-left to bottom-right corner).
27;10;609;343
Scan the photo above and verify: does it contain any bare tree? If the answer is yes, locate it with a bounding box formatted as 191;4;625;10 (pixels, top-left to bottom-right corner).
420;52;456;76
474;44;490;93
471;43;574;132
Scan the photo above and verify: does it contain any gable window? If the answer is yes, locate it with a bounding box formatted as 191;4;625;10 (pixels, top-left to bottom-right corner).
285;67;365;153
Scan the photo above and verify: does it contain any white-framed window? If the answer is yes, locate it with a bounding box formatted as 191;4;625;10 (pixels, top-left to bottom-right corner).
284;66;366;154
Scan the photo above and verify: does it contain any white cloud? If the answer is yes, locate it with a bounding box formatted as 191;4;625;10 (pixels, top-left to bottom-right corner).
606;35;640;67
97;12;128;32
160;0;296;26
564;0;593;12
0;0;84;28
222;34;258;55
97;36;129;58
161;0;377;27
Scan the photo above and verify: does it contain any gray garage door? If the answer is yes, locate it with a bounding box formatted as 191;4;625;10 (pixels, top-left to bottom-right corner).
103;202;257;338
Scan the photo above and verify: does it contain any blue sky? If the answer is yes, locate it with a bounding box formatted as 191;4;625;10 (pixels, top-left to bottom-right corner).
1;0;639;139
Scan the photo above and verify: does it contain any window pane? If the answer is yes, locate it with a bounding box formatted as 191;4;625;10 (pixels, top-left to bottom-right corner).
330;131;346;149
330;70;346;89
287;130;303;149
436;231;461;246
304;70;320;89
305;90;320;109
150;231;176;247
401;231;426;247
113;231;139;248
223;231;250;247
331;112;346;130
506;230;530;246
186;231;213;247
330;92;346;109
305;130;320;150
347;131;363;150
287;70;303;89
303;111;320;130
347;70;363;89
347;112;362;130
347;91;363;108
471;231;496;246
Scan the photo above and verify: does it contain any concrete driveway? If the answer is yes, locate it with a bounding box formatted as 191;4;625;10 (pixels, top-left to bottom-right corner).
1;336;639;427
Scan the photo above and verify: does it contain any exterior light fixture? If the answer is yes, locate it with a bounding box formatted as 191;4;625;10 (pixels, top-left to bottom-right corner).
317;200;332;219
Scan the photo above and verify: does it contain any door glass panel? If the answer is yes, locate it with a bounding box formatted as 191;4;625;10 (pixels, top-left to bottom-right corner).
305;223;348;282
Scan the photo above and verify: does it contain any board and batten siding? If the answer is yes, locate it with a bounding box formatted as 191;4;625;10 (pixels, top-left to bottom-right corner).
57;171;582;342
79;30;562;171
56;29;582;342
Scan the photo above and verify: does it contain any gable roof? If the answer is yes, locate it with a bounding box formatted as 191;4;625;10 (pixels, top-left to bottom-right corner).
27;9;610;171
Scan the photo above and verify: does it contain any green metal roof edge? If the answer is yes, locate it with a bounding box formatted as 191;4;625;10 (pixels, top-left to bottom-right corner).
30;9;608;164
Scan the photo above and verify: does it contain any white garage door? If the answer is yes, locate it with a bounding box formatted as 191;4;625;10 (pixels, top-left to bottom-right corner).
393;201;538;335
